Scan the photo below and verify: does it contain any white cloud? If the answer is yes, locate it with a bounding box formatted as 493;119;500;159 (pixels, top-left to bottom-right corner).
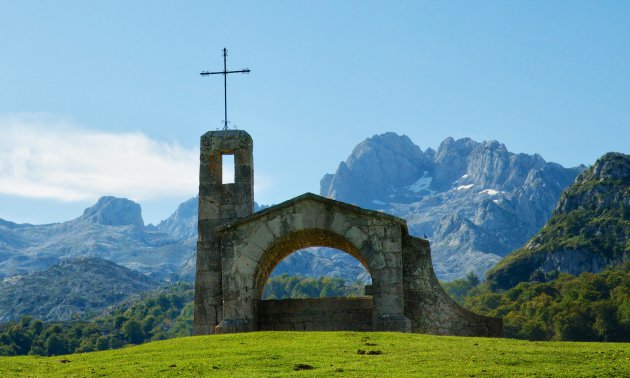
0;115;199;202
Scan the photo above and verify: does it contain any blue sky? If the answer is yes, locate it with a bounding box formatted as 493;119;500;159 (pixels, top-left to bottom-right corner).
1;1;629;225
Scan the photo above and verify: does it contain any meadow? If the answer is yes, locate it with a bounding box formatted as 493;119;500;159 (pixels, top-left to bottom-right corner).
1;331;628;377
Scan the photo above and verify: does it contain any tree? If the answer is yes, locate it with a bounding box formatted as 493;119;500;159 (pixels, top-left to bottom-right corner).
114;315;128;329
554;308;597;341
142;315;156;335
0;343;16;356
122;320;145;344
465;272;480;287
28;337;46;356
96;336;109;351
45;334;68;356
593;301;622;341
30;320;44;336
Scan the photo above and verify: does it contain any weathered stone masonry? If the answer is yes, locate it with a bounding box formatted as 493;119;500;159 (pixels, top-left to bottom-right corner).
195;129;502;337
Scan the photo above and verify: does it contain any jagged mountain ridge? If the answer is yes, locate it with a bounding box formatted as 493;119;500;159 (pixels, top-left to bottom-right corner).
0;257;158;322
486;152;630;289
320;133;583;280
154;133;583;282
0;197;194;281
0;133;585;286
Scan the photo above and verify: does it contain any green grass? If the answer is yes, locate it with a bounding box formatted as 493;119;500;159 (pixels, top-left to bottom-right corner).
1;332;629;377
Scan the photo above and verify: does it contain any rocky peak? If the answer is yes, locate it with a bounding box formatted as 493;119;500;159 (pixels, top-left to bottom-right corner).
321;133;583;280
432;137;478;190
590;152;630;180
156;196;198;240
78;196;144;228
555;152;629;214
321;132;429;207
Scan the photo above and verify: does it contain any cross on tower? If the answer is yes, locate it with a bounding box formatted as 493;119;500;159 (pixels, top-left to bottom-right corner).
200;48;251;130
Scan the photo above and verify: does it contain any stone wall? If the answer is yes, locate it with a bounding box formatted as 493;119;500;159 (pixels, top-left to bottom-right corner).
402;235;503;337
258;297;373;331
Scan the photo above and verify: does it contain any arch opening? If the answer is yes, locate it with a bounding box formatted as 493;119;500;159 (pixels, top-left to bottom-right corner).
262;246;371;300
253;228;371;298
254;229;375;332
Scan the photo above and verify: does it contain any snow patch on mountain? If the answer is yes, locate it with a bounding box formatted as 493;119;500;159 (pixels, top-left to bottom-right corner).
479;189;500;196
455;184;474;191
406;171;434;194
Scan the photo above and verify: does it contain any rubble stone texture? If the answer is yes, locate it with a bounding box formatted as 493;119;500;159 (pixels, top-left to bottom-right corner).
195;130;502;337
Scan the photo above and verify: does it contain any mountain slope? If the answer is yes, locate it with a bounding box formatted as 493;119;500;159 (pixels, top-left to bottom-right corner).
0;197;193;281
486;152;630;290
320;133;583;280
156;197;198;241
0;257;158;322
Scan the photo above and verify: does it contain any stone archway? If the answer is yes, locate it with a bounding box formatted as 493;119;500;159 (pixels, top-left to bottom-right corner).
214;194;412;334
255;230;373;331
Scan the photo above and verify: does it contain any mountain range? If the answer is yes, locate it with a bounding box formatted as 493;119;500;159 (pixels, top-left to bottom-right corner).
0;133;586;285
2;133;627;324
0;196;194;282
320;133;584;280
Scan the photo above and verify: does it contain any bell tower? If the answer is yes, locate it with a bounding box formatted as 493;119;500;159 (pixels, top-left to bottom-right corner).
194;129;254;335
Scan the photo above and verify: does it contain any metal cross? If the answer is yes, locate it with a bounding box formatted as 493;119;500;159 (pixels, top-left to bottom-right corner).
200;48;250;130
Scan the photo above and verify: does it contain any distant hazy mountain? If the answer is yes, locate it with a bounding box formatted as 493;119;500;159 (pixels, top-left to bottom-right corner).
0;196;193;281
156;197;198;241
486;152;629;290
156;198;268;243
267;247;371;284
320;133;583;280
0;257;158;322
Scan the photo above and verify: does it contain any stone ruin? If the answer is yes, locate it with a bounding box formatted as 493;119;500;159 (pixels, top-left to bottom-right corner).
194;129;502;336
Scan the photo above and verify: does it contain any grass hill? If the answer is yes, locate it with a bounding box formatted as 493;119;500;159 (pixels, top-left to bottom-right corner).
486;152;630;290
1;332;628;377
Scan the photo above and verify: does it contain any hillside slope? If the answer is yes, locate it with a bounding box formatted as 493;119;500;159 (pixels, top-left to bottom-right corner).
486;152;630;290
0;257;158;322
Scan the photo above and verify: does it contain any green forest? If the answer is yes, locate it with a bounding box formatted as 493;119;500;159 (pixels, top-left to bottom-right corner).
0;283;193;356
0;275;362;356
262;274;364;299
1;265;628;356
443;263;630;342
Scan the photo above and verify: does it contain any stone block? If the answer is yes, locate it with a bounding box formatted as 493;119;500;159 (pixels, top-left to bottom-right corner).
344;226;368;247
249;223;276;251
